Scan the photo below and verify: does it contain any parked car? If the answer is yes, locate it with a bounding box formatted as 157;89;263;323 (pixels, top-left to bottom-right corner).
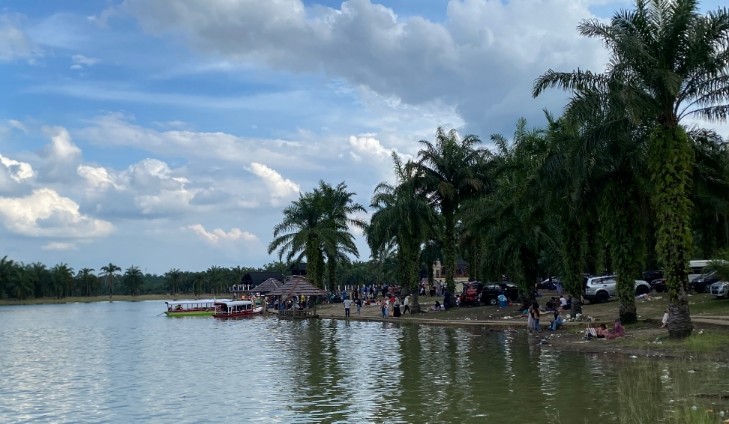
583;275;651;303
642;270;663;285
710;280;729;298
650;278;667;293
480;283;519;305
538;278;561;291
690;270;720;293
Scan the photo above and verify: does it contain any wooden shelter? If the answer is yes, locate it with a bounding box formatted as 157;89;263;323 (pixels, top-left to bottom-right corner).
251;278;283;295
268;276;327;319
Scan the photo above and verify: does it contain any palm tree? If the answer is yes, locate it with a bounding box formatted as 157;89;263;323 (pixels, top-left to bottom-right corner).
412;127;488;292
0;256;20;299
76;268;97;297
165;268;183;296
470;119;551;300
533;0;729;338
368;152;438;312
123;266;144;296
315;181;366;291
100;263;122;300
51;263;74;299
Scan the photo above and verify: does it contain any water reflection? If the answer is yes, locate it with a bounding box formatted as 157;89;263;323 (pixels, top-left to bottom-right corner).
1;302;728;424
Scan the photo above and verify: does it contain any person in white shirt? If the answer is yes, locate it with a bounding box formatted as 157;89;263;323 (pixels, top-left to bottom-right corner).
343;298;353;317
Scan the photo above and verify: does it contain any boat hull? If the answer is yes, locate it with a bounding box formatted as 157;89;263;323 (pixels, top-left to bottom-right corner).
213;306;264;319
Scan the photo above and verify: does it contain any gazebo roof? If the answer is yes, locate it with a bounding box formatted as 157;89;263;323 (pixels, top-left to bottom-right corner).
268;277;327;297
253;278;283;294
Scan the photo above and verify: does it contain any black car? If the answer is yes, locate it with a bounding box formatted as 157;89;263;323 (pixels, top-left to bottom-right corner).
650;278;667;292
691;271;720;293
480;283;519;305
642;270;663;285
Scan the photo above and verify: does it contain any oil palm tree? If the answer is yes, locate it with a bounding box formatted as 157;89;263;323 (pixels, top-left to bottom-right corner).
123;266;144;296
165;268;183;296
76;268;97;297
314;181;366;291
368;152;438;313
533;0;729;337
412;127;488;292
51;263;74;299
100;263;121;300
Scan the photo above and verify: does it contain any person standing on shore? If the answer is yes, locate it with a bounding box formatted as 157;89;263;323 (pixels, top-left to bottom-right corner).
355;297;362;316
343;297;353;318
402;294;411;314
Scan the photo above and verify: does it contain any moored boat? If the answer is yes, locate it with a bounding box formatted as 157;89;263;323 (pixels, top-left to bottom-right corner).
164;299;222;317
213;300;264;319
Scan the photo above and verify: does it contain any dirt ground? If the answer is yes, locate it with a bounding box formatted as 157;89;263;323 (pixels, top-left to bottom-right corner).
314;290;729;360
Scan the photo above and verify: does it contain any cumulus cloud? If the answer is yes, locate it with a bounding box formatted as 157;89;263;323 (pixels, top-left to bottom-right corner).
187;223;258;244
38;126;82;182
0;188;114;238
248;162;300;204
118;0;608;135
348;134;391;162
0;154;34;182
77;164;120;192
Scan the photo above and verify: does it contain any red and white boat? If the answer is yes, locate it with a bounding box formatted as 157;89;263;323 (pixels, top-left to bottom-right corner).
212;300;264;319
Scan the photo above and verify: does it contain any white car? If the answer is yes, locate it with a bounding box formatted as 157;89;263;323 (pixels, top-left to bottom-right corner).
583;275;651;303
709;280;729;298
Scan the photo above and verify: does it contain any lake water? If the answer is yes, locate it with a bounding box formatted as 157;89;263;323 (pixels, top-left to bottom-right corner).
1;301;728;423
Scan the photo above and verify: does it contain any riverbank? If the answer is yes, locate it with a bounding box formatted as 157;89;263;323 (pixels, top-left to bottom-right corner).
315;292;729;361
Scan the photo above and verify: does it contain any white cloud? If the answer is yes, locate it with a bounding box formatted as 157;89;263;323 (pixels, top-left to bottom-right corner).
77;164;120;191
187;223;258;244
248;162;300;204
42;242;77;251
118;0;608;135
349;135;391;162
0;188;114;238
70;53;101;69
0;15;40;62
0;154;34;182
38;126;83;182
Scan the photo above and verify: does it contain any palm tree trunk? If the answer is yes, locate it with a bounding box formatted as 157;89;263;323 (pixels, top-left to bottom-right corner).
649;126;694;338
443;210;456;292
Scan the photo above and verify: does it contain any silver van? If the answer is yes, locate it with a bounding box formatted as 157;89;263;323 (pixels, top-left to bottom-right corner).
583;275;651;303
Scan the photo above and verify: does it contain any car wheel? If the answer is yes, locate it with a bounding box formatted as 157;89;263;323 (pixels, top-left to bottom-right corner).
655;286;665;293
635;286;650;296
488;298;497;306
597;291;609;303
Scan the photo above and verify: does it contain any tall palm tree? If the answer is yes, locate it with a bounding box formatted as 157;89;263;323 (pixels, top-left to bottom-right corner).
368;152;438;312
100;263;122;300
0;256;20;299
51;263;74;299
314;181;366;291
165;268;183;297
76;268;97;297
412;127;488;292
533;0;729;338
123;266;144;296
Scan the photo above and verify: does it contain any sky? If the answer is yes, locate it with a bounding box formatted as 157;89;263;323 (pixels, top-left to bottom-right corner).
1;0;727;275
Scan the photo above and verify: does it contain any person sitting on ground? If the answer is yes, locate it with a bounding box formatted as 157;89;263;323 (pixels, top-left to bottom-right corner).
431;300;442;311
584;323;608;339
549;308;563;331
606;319;625;339
545;297;556;311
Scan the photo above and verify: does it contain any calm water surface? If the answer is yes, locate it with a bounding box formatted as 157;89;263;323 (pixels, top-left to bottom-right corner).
1;301;728;423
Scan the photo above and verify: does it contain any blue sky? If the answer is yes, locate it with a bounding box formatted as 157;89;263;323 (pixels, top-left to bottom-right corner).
1;0;727;275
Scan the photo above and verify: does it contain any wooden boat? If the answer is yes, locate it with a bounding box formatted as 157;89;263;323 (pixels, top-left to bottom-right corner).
213;300;264;319
164;299;223;317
